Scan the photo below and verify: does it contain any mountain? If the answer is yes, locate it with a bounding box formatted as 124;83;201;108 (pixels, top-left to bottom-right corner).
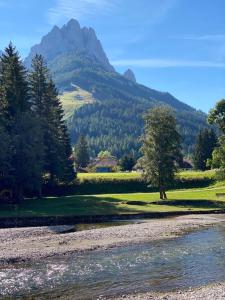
24;19;114;72
25;19;207;158
123;69;136;82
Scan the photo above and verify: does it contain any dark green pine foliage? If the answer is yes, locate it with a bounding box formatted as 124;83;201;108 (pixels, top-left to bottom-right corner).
74;135;90;169
0;50;11;178
0;44;43;201
46;79;75;182
120;154;136;171
29;55;74;184
193;128;217;171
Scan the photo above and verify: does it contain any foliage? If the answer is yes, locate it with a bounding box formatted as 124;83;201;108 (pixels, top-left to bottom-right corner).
208;99;225;133
0;44;43;201
29;55;75;184
140;106;182;199
120;155;136;171
208;99;225;179
193;128;217;170
0;46;75;202
74;135;90;168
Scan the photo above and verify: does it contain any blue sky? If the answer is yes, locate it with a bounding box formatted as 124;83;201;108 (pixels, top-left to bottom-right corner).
0;0;225;112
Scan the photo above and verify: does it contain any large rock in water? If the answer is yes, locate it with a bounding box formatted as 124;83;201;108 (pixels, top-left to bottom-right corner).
24;19;114;72
123;69;136;82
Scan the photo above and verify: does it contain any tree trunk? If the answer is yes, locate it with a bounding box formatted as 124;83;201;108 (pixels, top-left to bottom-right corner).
159;186;164;200
159;186;167;200
163;189;167;199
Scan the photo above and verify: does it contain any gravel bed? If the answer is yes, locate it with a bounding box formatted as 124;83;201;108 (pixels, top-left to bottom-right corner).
112;282;225;299
0;214;224;266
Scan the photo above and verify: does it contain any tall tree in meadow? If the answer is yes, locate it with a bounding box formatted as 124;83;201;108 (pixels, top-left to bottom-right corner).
74;135;90;169
193;128;217;170
0;44;43;201
140;106;182;199
208;99;225;178
29;55;74;184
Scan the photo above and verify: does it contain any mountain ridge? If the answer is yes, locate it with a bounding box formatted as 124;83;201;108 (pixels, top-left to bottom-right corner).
123;69;136;82
24;19;114;72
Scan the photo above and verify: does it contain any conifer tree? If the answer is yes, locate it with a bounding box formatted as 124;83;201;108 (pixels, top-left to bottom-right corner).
193;128;217;170
74;135;90;169
29;55;74;184
0;44;43;201
120;154;135;171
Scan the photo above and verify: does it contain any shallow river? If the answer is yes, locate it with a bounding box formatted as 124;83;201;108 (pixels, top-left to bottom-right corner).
1;224;225;299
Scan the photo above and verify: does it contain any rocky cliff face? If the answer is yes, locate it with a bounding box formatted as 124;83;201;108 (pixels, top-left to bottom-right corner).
24;19;114;72
123;69;136;82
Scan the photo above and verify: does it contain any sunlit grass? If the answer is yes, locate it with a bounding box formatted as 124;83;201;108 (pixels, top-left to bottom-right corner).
1;184;224;218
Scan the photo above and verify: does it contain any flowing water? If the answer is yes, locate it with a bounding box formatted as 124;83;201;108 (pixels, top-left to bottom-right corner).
2;224;225;299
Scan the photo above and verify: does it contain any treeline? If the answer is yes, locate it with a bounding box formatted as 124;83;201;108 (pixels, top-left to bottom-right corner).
69;98;206;158
0;44;74;202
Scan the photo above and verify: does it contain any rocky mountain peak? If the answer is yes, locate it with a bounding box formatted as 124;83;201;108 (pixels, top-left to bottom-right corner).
24;19;114;72
123;69;136;82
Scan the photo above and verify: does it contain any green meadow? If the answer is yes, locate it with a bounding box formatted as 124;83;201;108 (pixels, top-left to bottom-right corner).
0;170;224;218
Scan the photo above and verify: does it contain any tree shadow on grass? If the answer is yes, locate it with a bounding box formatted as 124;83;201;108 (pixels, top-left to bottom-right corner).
5;195;144;217
152;199;225;210
3;196;224;218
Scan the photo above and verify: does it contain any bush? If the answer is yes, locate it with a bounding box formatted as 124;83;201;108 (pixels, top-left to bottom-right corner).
40;175;215;197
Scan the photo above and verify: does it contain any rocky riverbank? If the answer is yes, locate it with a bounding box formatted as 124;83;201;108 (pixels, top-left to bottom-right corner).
113;282;225;300
0;214;224;266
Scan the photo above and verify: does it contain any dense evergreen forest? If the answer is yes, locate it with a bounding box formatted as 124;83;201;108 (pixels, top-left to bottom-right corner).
0;44;74;202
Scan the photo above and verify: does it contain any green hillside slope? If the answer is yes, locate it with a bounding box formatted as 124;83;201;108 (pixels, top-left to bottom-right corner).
52;52;207;157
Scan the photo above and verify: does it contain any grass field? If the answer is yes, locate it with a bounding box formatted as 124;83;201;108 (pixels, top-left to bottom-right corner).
1;184;225;218
78;172;141;181
60;86;95;119
78;170;216;181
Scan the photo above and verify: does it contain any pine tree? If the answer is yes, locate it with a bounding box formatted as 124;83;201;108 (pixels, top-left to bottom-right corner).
0;44;43;201
45;79;75;182
74;135;90;169
29;55;75;184
120;154;135;171
193;128;217;170
0;44;30;121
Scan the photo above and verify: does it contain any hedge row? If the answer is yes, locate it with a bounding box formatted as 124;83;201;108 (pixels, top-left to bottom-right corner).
41;177;214;197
